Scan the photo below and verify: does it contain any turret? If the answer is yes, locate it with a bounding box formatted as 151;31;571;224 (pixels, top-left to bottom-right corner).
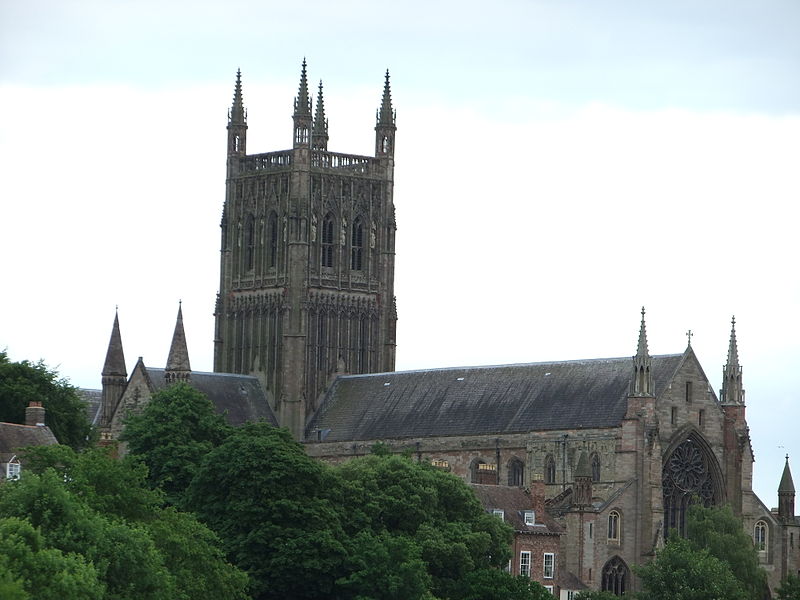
293;59;312;149
720;316;745;405
227;69;247;157
312;80;328;151
165;302;191;384
101;309;127;427
375;70;396;158
778;455;795;521
631;307;653;396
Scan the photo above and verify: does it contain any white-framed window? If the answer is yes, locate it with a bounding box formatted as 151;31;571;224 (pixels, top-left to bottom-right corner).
519;551;531;577
754;520;767;552
544;585;554;594
566;591;576;600
6;456;21;480
608;510;621;541
543;552;555;579
492;509;504;520
505;559;512;573
524;510;535;525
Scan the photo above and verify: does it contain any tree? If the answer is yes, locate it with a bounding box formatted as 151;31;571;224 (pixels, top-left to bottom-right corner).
635;536;747;600
685;504;768;599
777;575;800;600
457;569;555;600
121;382;233;506
573;592;620;600
0;350;91;448
0;446;250;600
185;422;347;600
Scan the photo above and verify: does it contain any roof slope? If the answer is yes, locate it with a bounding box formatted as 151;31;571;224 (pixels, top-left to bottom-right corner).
307;355;683;442
0;422;58;457
471;484;562;535
144;368;278;427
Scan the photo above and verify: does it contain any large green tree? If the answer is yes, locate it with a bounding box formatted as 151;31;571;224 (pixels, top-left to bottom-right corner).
0;351;91;448
635;536;748;600
121;382;233;506
777;574;800;600
685;504;768;599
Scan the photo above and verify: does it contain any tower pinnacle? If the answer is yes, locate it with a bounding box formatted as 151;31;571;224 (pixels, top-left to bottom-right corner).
778;455;795;520
227;69;247;156
720;316;744;404
631;307;653;396
375;70;396;157
102;308;127;378
293;59;312;147
312;80;328;151
377;70;395;126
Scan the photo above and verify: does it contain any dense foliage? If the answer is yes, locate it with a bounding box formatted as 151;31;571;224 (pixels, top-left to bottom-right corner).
122;383;547;600
0;446;248;600
777;574;800;600
0;350;92;448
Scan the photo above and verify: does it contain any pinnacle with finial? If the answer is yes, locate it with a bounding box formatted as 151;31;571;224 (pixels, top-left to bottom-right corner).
230;68;245;123
779;455;795;493
636;306;649;358
294;58;311;117
166;302;191;374
726;315;739;368
377;69;395;126
313;80;328;137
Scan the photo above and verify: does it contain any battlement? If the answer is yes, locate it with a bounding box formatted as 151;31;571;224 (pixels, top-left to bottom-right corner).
240;149;380;176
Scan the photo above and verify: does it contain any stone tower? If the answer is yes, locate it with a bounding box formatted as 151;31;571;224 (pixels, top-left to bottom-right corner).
213;61;398;438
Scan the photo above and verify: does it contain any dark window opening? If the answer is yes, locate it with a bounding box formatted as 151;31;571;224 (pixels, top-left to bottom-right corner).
322;214;335;268
591;453;601;482
601;557;629;596
267;212;278;269
351;217;364;270
508;458;524;487
545;454;556;484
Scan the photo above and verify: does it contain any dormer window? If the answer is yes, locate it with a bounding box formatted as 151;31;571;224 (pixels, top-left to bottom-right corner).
492;509;504;521
524;510;535;525
6;456;21;480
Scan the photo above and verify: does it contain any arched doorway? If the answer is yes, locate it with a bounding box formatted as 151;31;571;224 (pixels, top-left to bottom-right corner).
662;434;722;537
601;556;629;595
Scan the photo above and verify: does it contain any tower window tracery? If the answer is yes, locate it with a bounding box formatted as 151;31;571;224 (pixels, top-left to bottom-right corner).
267;212;278;269
508;457;524;487
591;452;601;482
601;556;629;596
244;215;255;271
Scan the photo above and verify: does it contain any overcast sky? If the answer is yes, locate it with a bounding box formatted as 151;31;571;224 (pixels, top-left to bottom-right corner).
1;1;798;506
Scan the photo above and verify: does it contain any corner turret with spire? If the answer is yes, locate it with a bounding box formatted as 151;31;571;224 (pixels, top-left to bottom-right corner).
720;316;745;405
375;70;396;158
227;69;247;161
166;302;191;384
101;308;127;427
293;59;312;149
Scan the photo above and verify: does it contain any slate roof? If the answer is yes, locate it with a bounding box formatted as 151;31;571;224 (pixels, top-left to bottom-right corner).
307;354;683;442
0;422;58;459
144;368;278;427
471;484;562;535
78;388;103;426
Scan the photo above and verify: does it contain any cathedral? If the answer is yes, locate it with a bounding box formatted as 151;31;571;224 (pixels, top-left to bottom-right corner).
97;62;798;597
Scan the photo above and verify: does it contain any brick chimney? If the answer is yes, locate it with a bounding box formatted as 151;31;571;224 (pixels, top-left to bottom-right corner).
25;401;46;427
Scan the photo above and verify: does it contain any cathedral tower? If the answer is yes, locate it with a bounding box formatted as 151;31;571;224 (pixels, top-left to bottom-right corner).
213;62;398;438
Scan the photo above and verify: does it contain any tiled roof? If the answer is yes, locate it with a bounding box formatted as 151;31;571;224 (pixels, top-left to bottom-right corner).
144;368;279;427
470;484;562;535
307;355;683;442
0;422;58;459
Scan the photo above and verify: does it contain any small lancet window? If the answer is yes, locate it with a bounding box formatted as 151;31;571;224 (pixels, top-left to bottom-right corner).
754;520;767;552
244;216;255;271
608;511;621;541
267;212;278;269
591;453;601;483
544;454;556;484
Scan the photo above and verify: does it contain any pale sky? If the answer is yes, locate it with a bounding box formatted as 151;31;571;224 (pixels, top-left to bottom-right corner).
1;1;798;507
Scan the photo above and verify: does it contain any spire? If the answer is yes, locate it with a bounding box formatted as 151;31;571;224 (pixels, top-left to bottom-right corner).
227;69;247;156
779;455;795;493
230;68;246;124
778;455;795;520
574;451;593;507
312;79;328;151
631;307;653;396
166;302;191;383
721;316;744;404
293;58;312;148
377;69;395;126
294;58;311;117
375;69;396;157
575;451;591;478
102;308;127;377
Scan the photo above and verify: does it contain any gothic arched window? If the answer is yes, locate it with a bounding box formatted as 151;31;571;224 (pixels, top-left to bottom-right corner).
662;437;719;538
321;213;335;268
607;510;621;541
754;520;767;552
267;212;278;269
591;452;601;482
601;556;629;596
544;454;556;484
508;458;524;487
470;458;486;484
351;216;364;271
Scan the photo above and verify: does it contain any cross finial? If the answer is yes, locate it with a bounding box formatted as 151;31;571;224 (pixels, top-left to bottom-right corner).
686;329;693;346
